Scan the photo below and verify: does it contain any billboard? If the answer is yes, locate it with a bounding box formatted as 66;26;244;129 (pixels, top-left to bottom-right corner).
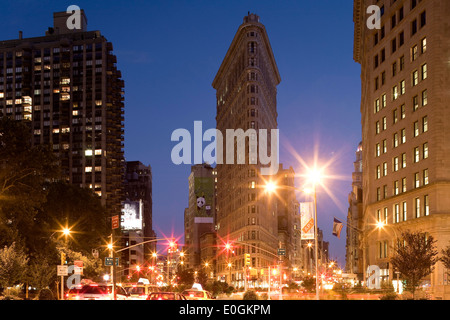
194;177;214;217
121;200;143;230
300;202;314;240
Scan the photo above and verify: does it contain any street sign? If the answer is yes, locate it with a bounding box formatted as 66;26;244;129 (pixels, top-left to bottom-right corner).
57;265;68;276
74;266;83;275
112;215;120;229
277;248;286;256
74;260;84;268
105;257;120;266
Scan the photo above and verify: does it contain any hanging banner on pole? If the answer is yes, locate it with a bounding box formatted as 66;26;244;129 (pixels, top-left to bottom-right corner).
300;202;314;240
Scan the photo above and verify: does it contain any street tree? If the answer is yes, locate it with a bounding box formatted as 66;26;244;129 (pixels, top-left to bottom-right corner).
440;244;450;274
0;117;59;248
0;242;29;291
390;230;438;299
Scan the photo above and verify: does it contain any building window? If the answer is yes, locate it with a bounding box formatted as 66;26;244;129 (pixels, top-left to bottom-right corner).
383;162;388;176
401;129;406;144
394;204;400;223
392;85;399;100
423;169;429;185
420;11;427;28
411;19;418;36
411;45;418;61
393;109;398;124
393;157;399;172
414;147;420;163
377;165;381;179
376;121;380;134
412;70;419;86
421;64;427;80
393;133;399;148
401;202;407;221
375;99;380;113
402;153;407;168
413;95;419;112
376;144;381;157
415;198;421;218
414;172;420;188
424;195;429;216
401;104;406;119
402;177;407;193
383;117;387;130
394;181;399;196
414;121;420;137
400;80;406;95
422;90;428;106
400;55;405;71
422;116;428;133
421;37;427;53
423;142;429;159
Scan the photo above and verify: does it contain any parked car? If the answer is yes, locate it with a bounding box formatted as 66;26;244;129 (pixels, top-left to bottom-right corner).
76;283;129;300
182;289;214;300
147;292;187;300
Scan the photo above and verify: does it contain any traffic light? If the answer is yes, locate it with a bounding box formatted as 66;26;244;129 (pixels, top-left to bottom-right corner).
245;253;251;266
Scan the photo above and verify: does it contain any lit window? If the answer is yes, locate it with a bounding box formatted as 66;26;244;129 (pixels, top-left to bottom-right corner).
394;204;400;222
421;37;427;53
421;64;427;80
412;70;419;86
414;147;420;163
401;129;406;144
414;121;419;137
85;150;93;156
424;195;429;216
415;198;421;218
422;90;428;106
414;172;420;188
423;169;429;185
422;116;428;133
85;167;93;173
411;45;418;61
393;157;399;172
402;201;407;221
393;133;399;148
423;143;429;159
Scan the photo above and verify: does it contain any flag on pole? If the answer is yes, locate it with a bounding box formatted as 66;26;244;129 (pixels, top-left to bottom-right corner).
332;218;344;239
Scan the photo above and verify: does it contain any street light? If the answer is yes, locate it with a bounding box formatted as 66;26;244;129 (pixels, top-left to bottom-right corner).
264;168;324;301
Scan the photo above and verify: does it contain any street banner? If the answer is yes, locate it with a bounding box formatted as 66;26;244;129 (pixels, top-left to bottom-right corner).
300;202;314;240
332;217;344;239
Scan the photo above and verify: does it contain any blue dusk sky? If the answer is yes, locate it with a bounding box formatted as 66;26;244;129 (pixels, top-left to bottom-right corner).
0;0;362;267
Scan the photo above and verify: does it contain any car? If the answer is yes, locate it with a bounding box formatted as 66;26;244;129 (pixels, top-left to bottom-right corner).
182;289;214;300
124;284;159;300
65;285;84;300
76;283;129;300
147;292;187;300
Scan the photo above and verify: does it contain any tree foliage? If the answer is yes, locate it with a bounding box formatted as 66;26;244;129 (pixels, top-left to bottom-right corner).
440;245;450;272
0;118;109;289
390;230;438;298
0;117;60;248
0;242;29;288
